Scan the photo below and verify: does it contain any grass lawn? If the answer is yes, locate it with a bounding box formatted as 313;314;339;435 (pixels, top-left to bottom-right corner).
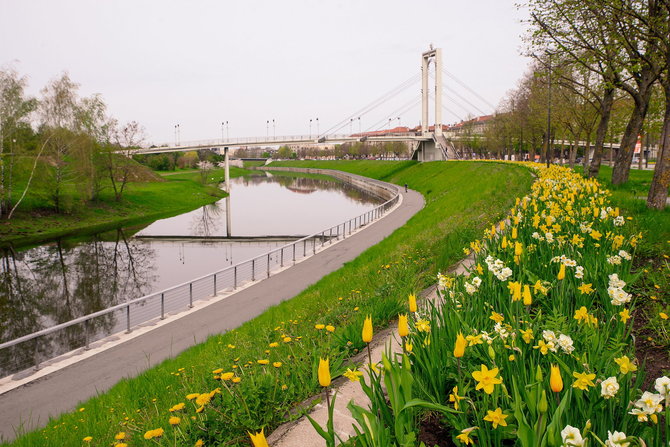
4;161;534;446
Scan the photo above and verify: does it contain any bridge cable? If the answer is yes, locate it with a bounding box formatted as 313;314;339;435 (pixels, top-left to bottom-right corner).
441;68;496;110
364;97;422;132
320;73;420;136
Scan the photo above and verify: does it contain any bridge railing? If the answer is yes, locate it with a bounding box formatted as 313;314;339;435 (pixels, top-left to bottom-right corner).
0;173;400;380
145;134;354;150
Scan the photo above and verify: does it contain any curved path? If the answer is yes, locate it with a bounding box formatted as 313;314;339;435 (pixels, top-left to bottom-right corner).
0;185;424;442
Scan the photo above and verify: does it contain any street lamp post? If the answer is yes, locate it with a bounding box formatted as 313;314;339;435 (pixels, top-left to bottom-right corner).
273;119;276;139
350;118;353;134
316;118;319;136
221;122;225;141
358;117;361;134
266;120;269;139
309;119;313;138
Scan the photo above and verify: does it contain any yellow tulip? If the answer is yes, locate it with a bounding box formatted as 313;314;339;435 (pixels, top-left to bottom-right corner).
398;314;409;337
523;284;532;305
501;236;508;249
318;357;331;387
408;293;417;313
514;241;523;256
248;428;270;447
557;263;566;280
550;364;563;392
454;332;467;358
511;227;518;239
362;315;373;343
512;282;522;302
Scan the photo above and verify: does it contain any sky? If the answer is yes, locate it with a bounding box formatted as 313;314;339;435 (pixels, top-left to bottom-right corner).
0;0;531;146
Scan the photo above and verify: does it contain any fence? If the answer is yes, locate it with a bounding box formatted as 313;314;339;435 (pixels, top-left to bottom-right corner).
0;169;400;379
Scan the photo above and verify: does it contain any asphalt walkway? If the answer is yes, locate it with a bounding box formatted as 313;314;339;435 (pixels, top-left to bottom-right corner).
0;186;424;442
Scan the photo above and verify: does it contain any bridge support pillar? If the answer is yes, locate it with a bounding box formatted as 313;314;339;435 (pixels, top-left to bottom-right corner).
421;47;442;134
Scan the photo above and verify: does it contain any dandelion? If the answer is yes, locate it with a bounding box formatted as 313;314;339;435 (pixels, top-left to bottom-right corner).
248;428;270;447
572;371;596;390
169;403;185;412
483;407;508;429
326;325;335;332
660;312;669;320
614;356;637;374
472;364;502;394
83;436;92;442
169;416;181;426
315;324;325;330
115;432;127;440
257;359;269;365
273;362;282;368
143;428;165;440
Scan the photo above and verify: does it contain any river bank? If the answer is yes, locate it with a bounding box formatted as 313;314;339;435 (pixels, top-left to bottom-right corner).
0;167;252;249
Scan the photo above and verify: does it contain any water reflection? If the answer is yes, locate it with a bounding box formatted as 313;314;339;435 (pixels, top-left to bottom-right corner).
0;173;383;376
142;173;382;238
0;230;154;376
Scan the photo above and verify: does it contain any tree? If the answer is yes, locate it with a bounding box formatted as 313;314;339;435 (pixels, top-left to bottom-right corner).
277;145;292;159
103;120;145;201
0;67;37;218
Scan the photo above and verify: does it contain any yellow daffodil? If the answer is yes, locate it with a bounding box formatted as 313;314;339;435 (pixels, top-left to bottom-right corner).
574;306;588;322
520;328;534;344
490;312;504;323
466;334;484;346
590;230;602;240
398;314;409;338
343;368;363;382
572;371;596;390
318;357;331;387
415;319;431;333
472;365;502;394
456;426;477;445
619;308;631;324
449;386;465;410
362;315;373;343
248;428;270;447
483;407;508;429
550;364;563;392
615;355;637;374
578;283;594;294
454;332;467;358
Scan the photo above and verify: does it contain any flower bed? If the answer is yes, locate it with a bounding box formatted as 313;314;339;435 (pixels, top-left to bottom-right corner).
313;164;667;447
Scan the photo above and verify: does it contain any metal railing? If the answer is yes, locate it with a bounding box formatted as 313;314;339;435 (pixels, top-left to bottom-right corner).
0;171;400;379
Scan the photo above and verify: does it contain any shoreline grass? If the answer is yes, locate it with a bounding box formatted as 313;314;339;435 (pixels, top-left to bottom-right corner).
0;167;253;249
3;161;534;446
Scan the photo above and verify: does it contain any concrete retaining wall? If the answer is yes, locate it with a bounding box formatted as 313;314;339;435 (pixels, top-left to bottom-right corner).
255;166;398;202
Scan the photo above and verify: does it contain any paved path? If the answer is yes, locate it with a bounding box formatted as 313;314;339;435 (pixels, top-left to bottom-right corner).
0;187;424;442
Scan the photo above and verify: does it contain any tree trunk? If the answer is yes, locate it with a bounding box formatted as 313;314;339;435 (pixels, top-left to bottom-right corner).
612;72;656;185
588;88;615;178
647;81;670;210
569;140;577;168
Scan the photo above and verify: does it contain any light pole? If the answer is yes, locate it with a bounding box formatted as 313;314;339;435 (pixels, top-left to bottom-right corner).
358;117;361;134
174;124;177;145
273;119;276;139
266;120;269;139
397;117;401;128
388;118;392;131
226;121;229;140
316;118;319;136
221;122;225;141
309;119;313;138
350;118;353;134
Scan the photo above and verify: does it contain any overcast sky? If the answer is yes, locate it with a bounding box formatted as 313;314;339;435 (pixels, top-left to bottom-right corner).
1;0;531;145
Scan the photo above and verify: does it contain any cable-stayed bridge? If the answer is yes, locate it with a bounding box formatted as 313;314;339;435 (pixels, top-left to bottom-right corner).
134;47;494;162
